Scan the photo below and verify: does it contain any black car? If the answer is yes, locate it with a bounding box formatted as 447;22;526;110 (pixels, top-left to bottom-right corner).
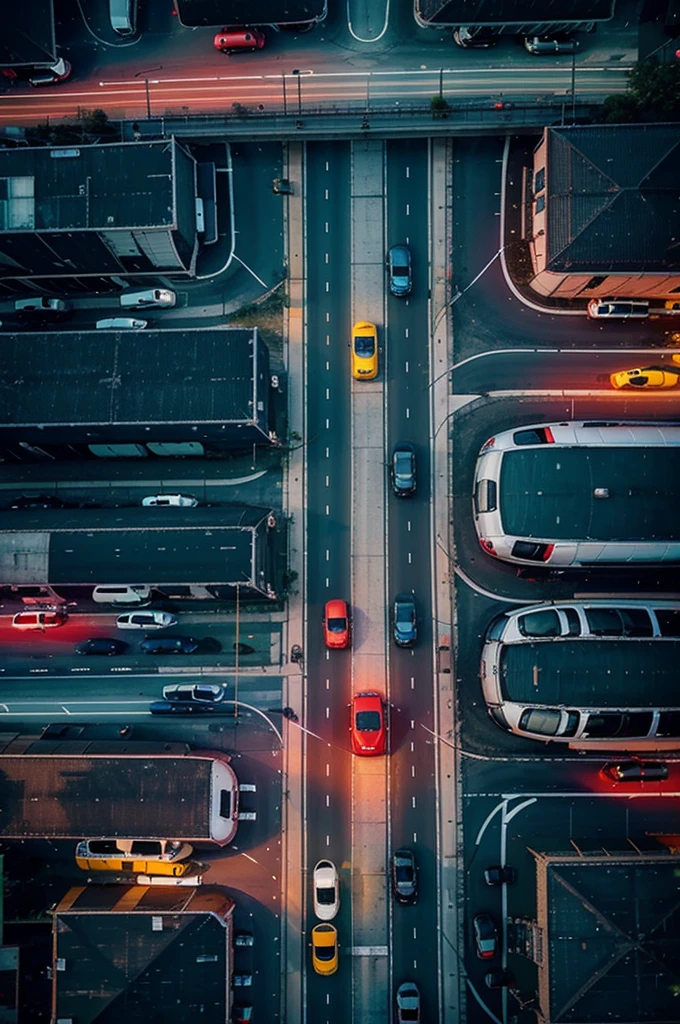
392;849;417;904
393;592;417;648
473;913;498;959
149;700;221;715
601;759;669;782
391;443;417;497
10;494;68;510
484;865;516;886
139;635;200;655
485;969;513;990
75;638;127;656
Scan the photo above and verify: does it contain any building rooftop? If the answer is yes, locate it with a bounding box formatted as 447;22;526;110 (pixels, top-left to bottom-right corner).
501;639;679;707
0;753;221;839
545;124;680;274
499;446;680;541
54;885;233;1024
0;328;258;429
0;505;269;585
535;851;680;1023
0;7;56;67
415;0;613;27
0;141;182;232
173;0;326;26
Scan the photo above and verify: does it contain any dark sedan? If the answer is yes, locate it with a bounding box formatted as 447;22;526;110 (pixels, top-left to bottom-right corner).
392;849;418;904
139;635;200;655
391;443;417;497
393;592;417;647
149;700;223;715
75;638;128;656
473;913;498;959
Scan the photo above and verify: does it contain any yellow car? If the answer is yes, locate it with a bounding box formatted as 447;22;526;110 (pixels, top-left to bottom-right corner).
610;367;679;390
351;321;378;380
311;923;338;975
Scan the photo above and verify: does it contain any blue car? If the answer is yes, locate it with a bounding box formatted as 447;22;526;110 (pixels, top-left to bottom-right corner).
393;592;417;647
386;245;412;297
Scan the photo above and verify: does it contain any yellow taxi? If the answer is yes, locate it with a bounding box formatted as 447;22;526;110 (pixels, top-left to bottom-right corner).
311;923;338;975
610;367;679;390
351;321;378;380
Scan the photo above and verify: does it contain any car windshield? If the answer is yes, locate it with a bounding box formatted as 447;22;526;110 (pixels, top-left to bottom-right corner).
315;945;335;961
396;864;413;881
356;710;381;732
354;335;375;357
327;617;347;632
316;885;335;904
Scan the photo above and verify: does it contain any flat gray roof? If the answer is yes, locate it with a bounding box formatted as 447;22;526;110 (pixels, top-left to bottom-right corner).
537;853;680;1024
0;754;215;839
501;639;679;707
0;141;182;231
0;328;257;428
0;506;265;585
500;447;680;541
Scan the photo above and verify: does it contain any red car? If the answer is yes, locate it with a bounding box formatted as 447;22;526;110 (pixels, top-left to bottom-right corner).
350;692;386;755
323;599;351;649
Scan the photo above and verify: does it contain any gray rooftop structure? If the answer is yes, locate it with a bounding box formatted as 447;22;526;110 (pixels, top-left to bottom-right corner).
499;446;680;541
501;639;680;707
0;328;272;451
415;0;614;27
0;139;199;280
543;124;680;275
533;850;680;1023
53;885;234;1024
0;505;279;597
0;7;56;68
174;0;326;26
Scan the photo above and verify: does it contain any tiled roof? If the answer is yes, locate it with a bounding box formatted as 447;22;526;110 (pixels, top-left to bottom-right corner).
545;124;680;272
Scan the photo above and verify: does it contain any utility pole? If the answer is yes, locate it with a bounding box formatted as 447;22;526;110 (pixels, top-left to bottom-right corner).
233;581;240;718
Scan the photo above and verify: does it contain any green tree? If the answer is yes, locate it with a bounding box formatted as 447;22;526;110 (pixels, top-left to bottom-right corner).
431;95;449;119
81;108;111;134
601;58;680;123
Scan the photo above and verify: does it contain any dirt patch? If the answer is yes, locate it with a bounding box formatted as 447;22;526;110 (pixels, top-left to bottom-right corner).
226;288;285;366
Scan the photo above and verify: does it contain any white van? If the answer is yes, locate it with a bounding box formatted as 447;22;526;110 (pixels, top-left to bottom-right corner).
92;585;151;605
119;289;176;309
109;0;136;35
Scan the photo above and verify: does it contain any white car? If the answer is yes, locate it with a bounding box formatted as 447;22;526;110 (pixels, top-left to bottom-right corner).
142;494;198;508
313;859;340;921
120;288;176;309
116;611;177;630
96;318;148;330
162;683;227;703
12;610;68;630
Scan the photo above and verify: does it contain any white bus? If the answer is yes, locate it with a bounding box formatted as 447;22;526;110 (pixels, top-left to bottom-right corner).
481;600;680;748
472;421;680;567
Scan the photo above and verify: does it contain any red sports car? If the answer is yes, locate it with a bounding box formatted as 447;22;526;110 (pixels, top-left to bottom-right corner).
350;692;386;755
323;599;351;649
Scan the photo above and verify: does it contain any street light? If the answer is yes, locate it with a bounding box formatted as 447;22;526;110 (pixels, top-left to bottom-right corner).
292;69;302;116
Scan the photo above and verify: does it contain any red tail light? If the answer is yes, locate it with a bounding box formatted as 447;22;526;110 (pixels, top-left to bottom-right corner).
541;544;555;562
479;539;496;555
479;436;496;454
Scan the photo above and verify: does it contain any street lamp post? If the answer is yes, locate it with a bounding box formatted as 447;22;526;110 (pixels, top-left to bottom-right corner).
292;69;302;116
145;79;151;120
282;73;287;116
570;48;577;124
233;581;240;719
